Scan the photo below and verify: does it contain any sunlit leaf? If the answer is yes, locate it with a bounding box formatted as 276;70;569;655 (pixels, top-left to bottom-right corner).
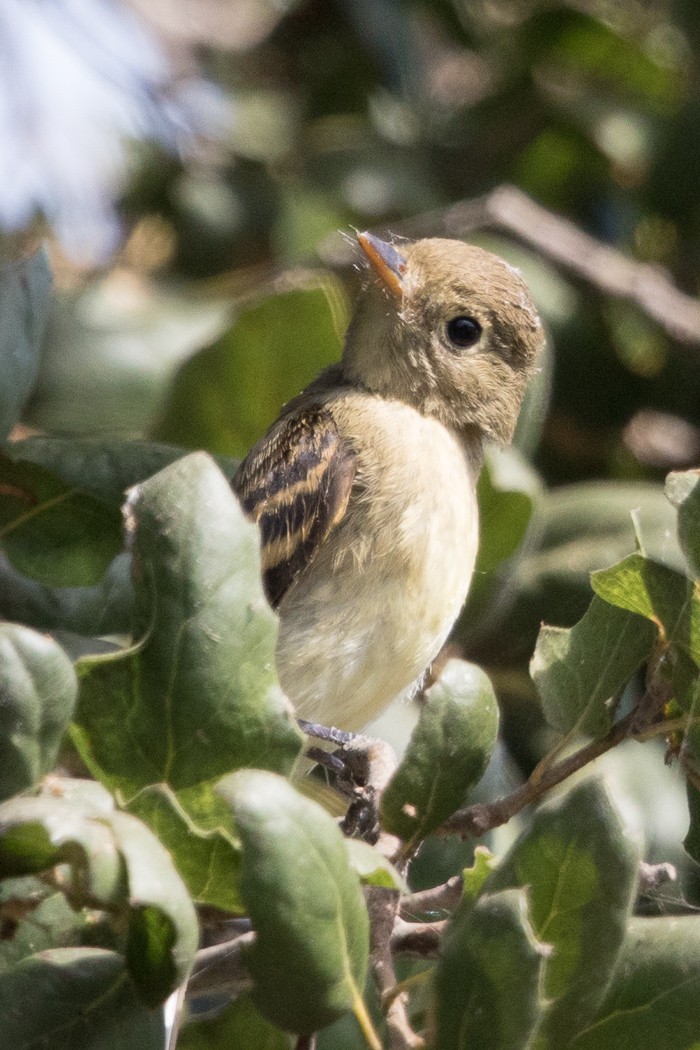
380;660;499;846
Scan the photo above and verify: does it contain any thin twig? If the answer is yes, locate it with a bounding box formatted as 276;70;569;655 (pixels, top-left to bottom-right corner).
187;931;255;1000
442;709;638;837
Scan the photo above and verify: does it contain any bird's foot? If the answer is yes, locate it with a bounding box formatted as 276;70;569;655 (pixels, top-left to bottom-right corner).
298;719;398;844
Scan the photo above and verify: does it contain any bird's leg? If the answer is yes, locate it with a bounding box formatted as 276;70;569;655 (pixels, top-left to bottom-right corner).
297;718;357;747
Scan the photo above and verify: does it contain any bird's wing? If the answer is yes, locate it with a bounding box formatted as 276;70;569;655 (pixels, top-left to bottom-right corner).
232;406;357;608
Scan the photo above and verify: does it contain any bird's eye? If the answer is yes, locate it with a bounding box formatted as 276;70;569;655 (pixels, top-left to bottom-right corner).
446;315;482;350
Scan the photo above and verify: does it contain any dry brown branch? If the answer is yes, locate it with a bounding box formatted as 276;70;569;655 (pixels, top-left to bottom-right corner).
391;917;445;958
321;184;700;345
443;708;639;838
367;886;425;1050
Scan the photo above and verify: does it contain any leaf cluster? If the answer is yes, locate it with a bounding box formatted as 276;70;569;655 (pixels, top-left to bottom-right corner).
1;248;700;1050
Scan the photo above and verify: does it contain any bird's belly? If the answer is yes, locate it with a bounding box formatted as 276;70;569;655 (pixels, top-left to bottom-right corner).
275;438;479;731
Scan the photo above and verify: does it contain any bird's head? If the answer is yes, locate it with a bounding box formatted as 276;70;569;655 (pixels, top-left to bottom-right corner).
342;232;545;444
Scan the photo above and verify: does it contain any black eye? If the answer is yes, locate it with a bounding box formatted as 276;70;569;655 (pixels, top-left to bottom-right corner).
446;315;482;349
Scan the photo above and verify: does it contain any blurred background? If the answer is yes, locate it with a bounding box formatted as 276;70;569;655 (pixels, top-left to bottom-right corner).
4;0;700;914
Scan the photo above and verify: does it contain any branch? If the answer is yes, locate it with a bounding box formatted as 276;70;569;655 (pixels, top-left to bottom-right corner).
391;917;445;958
321;184;700;345
442;708;638;837
367;887;425;1050
399;875;463;920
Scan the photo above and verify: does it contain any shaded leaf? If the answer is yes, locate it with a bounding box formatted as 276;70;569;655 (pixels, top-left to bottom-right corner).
380;660;499;845
0;947;165;1049
682;676;700;864
0;793;198;1006
127;784;241;913
486;779;641;1045
28;278;231;435
432;888;546;1050
666;469;700;580
0;888;115;976
0;624;77;800
218;769;369;1034
154;279;347;458
569;916;700;1049
2;437;190;506
476;448;539;575
0;553;133;636
179;994;292;1050
0;454;122;586
0;795;124;905
106;811;198;1006
0;247;52;440
461;447;541;646
592;553;700;667
531;597;656;737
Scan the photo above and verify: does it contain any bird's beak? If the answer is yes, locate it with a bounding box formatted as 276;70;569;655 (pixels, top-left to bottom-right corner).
357;232;406;298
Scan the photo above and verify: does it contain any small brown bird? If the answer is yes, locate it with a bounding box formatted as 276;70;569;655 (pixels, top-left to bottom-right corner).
233;233;544;732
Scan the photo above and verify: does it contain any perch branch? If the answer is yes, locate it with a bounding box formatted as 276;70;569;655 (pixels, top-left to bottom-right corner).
442;708;639;837
367;887;425;1050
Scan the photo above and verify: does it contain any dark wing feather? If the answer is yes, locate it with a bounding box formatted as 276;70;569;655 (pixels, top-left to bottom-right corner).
232;406;357;608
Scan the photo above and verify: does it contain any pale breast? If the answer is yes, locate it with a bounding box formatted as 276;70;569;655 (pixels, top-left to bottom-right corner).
275;393;481;731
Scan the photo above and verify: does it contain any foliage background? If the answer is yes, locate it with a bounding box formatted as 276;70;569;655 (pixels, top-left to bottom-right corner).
2;0;700;1047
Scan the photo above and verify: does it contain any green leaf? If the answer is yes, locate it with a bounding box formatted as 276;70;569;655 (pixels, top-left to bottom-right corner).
508;482;685;650
0;553;133;636
0;454;122;586
74;452;301;792
179;994;292;1050
380;660;499;845
344;839;406;891
0;624;78;800
154;279;347;457
72;454;301;909
2;437;191;506
666;469;700;580
592;553;700;666
531;597;656;737
0;888;115;976
476;448;539;574
461;447;541;646
106;811;198;1006
0;947;165;1049
0;795;125;904
0;793;198;1005
485;779;641;1046
0;247;52;440
217;769;369;1034
432;888;546;1050
27;278;231;435
127;784;241;913
569;916;700;1049
462;846;497;902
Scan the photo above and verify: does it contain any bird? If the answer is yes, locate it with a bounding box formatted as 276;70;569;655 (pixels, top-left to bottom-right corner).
232;232;544;733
